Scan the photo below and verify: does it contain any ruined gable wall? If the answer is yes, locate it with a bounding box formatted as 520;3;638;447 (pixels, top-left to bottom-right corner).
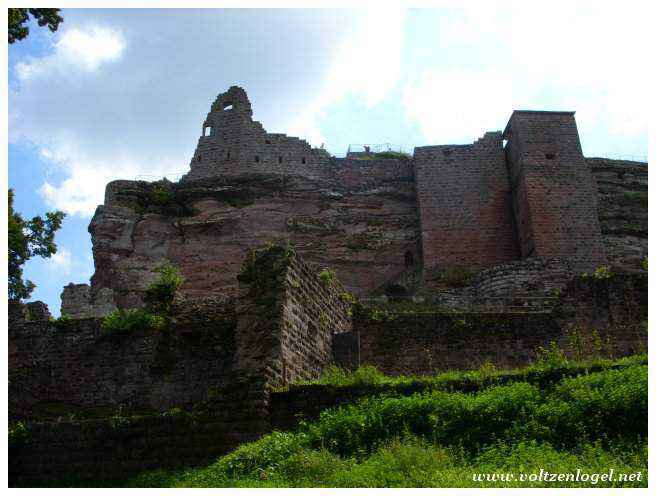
184;86;331;183
414;131;519;280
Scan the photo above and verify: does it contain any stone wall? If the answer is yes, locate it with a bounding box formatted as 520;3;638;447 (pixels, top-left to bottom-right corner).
588;157;648;272
60;283;116;318
9;297;236;421
504;111;607;272
414;132;519;273
9;245;355;484
183;86;331;183
234;245;352;388
350;272;646;375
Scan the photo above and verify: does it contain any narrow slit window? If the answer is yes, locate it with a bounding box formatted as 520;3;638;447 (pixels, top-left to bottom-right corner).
278;156;283;164
227;152;231;160
255;156;259;163
301;157;306;164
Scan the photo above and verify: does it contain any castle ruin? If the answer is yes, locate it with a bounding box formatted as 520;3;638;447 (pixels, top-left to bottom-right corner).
9;86;648;483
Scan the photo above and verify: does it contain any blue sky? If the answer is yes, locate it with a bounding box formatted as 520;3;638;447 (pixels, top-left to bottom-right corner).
8;5;649;314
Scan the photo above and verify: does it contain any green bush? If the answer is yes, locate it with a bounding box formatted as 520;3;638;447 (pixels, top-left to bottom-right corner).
150;182;175;205
318;268;336;285
49;314;73;330
101;308;163;336
534;341;569;369
372;151;412;160
144;263;184;313
9;421;29;449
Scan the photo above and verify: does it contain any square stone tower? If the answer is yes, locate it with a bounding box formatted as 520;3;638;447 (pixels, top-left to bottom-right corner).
503;111;606;272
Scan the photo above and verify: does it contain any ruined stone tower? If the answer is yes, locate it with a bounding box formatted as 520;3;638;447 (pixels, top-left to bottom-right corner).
504;111;607;272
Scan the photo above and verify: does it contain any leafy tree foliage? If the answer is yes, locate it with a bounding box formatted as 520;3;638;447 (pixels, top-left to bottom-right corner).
8;189;65;301
8;8;63;43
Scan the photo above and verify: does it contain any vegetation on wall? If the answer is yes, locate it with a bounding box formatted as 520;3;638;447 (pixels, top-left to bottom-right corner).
101;263;183;336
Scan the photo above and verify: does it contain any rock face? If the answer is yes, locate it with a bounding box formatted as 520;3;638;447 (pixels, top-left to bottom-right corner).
80;86;647;311
588;158;648;272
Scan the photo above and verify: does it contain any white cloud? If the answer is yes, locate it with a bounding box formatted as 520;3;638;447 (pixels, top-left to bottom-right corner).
16;26;125;80
403;69;513;143
47;247;72;274
287;8;406;145
402;2;648;151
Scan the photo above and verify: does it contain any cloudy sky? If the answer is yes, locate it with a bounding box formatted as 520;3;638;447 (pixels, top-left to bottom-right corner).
8;4;649;313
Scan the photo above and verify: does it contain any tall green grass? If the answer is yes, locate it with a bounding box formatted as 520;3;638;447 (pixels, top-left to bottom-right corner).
128;362;647;488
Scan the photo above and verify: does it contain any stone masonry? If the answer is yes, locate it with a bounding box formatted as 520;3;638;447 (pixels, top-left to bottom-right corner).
70;87;646;314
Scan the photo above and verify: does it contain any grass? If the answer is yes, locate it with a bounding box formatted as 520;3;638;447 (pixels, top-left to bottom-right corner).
281;353;647;391
125;360;647;488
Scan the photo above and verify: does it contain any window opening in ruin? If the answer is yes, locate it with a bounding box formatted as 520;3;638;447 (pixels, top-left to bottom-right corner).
443;149;452;156
405;251;414;268
545;153;556;160
197;155;202;162
301;157;306;164
223;103;233;111
278;156;283;164
255;156;260;163
203;126;214;137
227;152;231;160
265;140;271;144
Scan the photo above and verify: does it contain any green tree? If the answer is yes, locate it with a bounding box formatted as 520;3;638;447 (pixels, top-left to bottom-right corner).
8;189;65;301
8;8;63;44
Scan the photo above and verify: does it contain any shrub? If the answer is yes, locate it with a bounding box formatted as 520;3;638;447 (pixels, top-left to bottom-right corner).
144;263;184;314
372;151;412;160
534;341;568;369
49;314;73;330
101;308;161;336
592;265;612;280
318;268;336;285
9;421;29;449
150;182;175;205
